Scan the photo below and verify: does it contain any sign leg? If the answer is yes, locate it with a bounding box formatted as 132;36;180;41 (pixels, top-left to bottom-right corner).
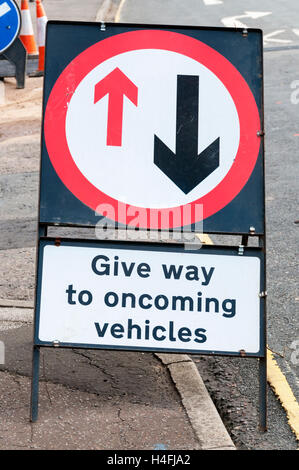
30;346;40;422
259;355;267;431
2;38;27;89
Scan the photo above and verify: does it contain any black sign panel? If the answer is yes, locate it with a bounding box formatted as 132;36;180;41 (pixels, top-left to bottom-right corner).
39;21;264;234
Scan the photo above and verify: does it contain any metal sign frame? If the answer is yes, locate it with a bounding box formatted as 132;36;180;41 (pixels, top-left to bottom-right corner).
31;21;267;432
31;234;267;430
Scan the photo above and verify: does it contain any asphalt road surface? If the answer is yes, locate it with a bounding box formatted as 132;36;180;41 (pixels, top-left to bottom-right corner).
0;0;298;450
119;0;299;48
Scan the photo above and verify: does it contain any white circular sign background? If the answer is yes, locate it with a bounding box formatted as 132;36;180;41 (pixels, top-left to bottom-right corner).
65;49;240;209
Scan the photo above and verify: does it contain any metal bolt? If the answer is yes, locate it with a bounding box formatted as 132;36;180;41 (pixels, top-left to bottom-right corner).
259;291;268;298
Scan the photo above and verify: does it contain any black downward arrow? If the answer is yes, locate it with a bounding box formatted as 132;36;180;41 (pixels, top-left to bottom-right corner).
154;75;220;194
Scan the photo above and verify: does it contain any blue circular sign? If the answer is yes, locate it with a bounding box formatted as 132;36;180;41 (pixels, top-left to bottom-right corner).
0;0;21;54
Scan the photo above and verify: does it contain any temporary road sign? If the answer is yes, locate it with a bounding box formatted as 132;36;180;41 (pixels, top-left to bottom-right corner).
40;22;264;234
32;24;267;425
35;239;264;356
0;0;21;54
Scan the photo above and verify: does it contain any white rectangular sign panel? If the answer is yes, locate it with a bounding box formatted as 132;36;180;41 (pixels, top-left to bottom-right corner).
36;242;262;355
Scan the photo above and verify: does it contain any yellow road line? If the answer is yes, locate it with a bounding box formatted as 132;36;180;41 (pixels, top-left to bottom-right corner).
196;233;299;440
115;0;127;23
267;349;299;440
196;233;213;245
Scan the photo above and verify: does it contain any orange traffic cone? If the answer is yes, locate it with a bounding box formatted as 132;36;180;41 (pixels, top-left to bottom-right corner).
19;0;38;55
36;0;48;71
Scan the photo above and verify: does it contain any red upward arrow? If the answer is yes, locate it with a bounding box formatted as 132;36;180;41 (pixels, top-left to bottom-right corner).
94;67;138;147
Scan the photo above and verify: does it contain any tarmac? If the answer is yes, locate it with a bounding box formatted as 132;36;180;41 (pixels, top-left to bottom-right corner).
0;302;235;450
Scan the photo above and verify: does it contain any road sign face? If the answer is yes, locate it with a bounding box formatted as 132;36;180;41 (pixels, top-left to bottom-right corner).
40;22;264;233
35;240;264;356
0;0;21;54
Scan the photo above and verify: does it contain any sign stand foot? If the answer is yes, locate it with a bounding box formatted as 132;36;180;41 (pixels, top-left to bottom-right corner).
259;355;267;432
30;346;40;422
1;38;27;89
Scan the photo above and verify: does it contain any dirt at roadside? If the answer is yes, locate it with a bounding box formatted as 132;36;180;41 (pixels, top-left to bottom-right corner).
0;77;43;173
0;77;43;301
